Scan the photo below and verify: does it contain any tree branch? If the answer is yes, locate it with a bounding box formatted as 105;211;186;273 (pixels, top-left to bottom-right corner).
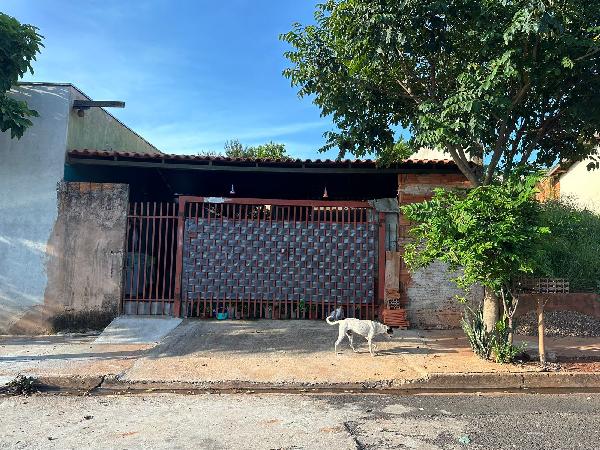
574;46;600;62
448;144;480;186
519;113;561;165
484;120;510;185
503;118;529;178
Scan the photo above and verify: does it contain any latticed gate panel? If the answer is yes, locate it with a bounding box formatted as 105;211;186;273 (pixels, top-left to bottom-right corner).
177;198;379;320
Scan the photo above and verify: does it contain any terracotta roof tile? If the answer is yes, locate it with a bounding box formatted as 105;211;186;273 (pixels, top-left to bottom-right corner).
67;149;457;169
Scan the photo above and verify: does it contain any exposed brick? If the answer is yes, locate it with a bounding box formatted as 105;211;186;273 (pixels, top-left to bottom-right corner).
397;171;483;328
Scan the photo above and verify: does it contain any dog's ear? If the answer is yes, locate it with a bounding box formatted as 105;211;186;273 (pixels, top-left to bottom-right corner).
386;327;394;335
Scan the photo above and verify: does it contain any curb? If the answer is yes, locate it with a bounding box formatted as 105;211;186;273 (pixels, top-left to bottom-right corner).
18;372;600;395
406;372;600;391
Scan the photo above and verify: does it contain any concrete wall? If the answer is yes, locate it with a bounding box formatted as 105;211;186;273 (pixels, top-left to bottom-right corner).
39;182;129;329
515;293;600;319
10;181;129;333
398;173;483;329
559;159;600;213
67;90;160;154
0;84;71;333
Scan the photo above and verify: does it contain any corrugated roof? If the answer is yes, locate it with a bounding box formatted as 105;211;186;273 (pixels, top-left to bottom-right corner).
67;149;458;169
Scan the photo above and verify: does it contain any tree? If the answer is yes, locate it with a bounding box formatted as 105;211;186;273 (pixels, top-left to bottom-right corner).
224;139;288;159
401;176;549;334
282;0;600;186
0;12;43;139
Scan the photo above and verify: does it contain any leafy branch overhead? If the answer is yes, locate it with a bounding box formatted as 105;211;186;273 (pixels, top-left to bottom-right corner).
401;175;549;293
282;1;600;185
0;12;43;139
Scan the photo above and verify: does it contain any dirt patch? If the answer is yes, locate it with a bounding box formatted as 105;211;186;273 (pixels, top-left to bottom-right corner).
561;362;600;373
50;307;117;333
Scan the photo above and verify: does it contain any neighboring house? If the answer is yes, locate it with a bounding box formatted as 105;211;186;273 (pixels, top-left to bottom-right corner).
538;154;600;213
0;82;159;333
0;82;482;334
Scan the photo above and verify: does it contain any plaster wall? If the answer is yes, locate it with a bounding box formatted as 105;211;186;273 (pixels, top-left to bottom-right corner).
0;83;154;333
0;85;71;333
42;182;129;322
67;91;160;154
559;159;600;213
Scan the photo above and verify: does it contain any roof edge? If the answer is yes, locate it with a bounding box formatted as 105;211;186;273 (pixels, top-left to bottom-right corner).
16;82;161;154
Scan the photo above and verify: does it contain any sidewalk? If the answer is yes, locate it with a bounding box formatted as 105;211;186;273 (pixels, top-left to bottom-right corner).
1;320;599;393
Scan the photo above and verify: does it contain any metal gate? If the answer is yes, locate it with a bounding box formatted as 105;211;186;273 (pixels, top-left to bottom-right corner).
173;197;383;320
121;201;179;315
121;197;384;319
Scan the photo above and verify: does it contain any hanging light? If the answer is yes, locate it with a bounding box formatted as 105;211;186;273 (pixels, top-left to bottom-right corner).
229;184;236;195
322;186;328;198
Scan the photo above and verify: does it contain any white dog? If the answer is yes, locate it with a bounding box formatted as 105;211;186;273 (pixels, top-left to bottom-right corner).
326;310;393;356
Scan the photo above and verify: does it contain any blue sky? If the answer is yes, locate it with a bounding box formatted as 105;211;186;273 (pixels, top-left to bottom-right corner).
3;1;339;158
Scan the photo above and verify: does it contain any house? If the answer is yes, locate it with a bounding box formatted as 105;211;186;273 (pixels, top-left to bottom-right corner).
0;82;482;334
0;82;159;333
538;154;600;213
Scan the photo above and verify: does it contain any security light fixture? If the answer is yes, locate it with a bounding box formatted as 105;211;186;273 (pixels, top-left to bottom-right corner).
73;100;125;117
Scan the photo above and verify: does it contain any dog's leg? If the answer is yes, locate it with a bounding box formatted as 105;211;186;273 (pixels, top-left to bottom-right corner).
335;335;345;355
346;332;357;352
335;327;345;355
368;337;374;356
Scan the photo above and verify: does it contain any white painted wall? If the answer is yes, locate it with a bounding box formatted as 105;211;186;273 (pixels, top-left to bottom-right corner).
0;85;71;332
559;158;600;213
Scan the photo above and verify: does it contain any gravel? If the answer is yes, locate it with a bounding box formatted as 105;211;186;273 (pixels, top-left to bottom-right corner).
515;310;600;337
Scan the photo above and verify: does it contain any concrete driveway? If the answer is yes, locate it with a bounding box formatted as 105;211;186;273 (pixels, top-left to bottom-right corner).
119;320;556;388
122;320;430;386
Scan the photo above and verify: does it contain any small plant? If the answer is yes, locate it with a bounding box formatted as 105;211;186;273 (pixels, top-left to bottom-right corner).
492;319;526;364
6;375;37;396
461;306;494;360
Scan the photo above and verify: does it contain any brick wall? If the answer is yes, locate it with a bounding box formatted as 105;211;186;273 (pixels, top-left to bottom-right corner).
398;172;483;329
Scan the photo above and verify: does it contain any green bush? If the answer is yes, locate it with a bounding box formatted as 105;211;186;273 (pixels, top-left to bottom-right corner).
537;200;600;293
6;375;37;396
492;319;526;364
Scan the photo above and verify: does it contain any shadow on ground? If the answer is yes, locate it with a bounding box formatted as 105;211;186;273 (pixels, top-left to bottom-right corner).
145;319;457;359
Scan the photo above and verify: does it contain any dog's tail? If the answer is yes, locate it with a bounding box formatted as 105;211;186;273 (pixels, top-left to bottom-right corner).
325;316;339;325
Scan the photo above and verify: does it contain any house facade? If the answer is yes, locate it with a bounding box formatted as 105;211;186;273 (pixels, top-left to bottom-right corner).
538;155;600;213
0;82;481;334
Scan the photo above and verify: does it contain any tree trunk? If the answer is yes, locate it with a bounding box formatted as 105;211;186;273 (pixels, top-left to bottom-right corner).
537;297;546;365
507;316;514;346
482;287;499;333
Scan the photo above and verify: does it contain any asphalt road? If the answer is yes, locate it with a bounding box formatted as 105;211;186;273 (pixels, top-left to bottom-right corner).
0;393;598;449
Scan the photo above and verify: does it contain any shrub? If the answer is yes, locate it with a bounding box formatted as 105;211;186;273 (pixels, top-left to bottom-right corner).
492;319;526;364
461;306;494;360
537;200;600;293
6;375;37;396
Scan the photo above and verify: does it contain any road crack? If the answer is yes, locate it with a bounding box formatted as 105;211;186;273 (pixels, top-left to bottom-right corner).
343;421;366;450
